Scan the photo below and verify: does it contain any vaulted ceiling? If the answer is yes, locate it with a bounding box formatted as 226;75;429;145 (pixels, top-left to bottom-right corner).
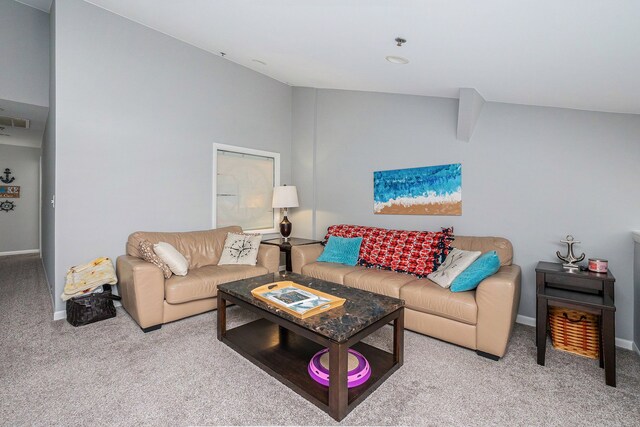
17;0;640;114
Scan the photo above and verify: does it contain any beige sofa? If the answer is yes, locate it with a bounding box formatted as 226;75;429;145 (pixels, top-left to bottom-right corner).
116;226;280;332
292;236;521;359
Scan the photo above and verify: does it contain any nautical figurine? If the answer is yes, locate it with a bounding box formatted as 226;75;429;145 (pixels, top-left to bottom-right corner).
556;235;585;268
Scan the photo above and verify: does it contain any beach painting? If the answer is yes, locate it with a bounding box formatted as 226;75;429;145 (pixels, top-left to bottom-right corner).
374;163;462;215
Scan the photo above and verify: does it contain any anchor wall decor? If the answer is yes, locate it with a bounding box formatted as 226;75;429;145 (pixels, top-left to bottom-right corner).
0;168;15;184
556;235;585;268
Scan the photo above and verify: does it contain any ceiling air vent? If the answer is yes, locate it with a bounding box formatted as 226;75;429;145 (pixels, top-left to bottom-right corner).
0;116;30;129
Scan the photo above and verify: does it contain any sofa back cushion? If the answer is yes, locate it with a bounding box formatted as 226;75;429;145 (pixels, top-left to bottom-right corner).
126;226;242;269
450;236;513;266
325;224;452;277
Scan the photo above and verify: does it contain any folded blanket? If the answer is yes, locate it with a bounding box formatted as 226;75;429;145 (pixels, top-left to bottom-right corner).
61;257;117;301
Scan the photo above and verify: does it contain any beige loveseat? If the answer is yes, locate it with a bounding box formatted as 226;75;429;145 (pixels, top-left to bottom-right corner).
292;236;521;359
116;226;280;332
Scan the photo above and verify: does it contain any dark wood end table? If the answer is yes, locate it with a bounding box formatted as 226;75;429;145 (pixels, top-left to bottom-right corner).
217;272;405;421
261;237;323;272
535;261;616;386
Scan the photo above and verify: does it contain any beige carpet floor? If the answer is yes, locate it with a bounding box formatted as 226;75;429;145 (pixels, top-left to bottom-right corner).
1;254;639;426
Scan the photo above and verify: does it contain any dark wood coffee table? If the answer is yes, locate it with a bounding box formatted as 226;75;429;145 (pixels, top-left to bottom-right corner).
217;272;405;421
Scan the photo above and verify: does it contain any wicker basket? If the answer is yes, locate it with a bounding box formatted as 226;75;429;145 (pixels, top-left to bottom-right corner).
549;306;600;359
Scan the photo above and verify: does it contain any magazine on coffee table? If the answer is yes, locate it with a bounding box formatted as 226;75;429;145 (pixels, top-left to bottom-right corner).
251;281;346;319
266;287;319;307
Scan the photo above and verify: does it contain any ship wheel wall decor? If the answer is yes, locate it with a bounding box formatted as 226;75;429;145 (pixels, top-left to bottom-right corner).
0;200;16;212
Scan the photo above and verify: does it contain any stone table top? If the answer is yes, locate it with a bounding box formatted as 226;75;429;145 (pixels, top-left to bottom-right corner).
217;271;405;343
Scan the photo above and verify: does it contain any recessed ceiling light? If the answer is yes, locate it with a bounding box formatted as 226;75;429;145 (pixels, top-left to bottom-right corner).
252;59;267;66
386;56;409;64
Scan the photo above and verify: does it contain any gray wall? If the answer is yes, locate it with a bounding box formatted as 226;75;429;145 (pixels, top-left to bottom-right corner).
41;0;56;300
291;88;318;239
291;88;640;342
0;0;49;107
0;144;40;252
50;0;292;311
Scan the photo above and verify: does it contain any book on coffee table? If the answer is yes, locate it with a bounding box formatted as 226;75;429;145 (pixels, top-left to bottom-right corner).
251;281;346;319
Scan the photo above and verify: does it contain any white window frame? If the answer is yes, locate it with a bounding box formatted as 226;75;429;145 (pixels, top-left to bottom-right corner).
212;143;280;234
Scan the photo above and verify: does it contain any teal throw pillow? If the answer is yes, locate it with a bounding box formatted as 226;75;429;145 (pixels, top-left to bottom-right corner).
450;250;501;292
317;236;363;266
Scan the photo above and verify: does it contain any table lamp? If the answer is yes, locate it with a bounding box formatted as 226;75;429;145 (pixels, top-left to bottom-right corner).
272;185;299;240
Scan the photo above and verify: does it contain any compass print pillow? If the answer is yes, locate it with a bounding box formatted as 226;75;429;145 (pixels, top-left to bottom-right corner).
218;232;262;266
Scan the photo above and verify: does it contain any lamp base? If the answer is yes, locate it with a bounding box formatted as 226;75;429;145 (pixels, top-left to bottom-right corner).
280;215;292;240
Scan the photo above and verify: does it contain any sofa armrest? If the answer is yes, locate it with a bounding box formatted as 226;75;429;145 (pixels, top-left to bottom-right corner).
116;255;165;329
291;244;324;274
475;264;522;358
257;244;280;274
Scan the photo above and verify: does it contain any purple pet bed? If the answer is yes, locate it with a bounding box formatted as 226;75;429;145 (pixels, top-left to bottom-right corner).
308;348;371;388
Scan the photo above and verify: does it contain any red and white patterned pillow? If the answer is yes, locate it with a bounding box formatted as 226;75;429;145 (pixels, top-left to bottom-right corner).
324;224;453;277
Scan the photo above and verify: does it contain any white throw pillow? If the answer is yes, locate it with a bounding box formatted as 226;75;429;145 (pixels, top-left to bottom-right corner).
427;248;481;289
218;232;261;266
153;242;189;276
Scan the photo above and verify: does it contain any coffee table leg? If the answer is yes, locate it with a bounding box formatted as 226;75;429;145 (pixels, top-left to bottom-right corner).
217;293;226;341
328;341;348;421
278;325;289;347
394;308;404;366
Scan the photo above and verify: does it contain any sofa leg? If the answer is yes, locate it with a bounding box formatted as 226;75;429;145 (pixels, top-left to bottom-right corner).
476;350;500;361
141;324;162;333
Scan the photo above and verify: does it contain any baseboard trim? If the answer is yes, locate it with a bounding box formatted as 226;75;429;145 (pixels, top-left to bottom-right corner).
0;249;40;257
516;314;536;327
615;338;634;350
633;342;640;356
515;314;633;350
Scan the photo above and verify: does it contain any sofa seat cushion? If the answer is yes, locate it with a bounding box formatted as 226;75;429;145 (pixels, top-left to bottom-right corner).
343;269;416;298
301;262;366;285
400;279;478;325
165;264;268;304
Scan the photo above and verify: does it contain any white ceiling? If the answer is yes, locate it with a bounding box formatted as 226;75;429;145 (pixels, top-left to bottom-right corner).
0;99;48;149
18;0;640;114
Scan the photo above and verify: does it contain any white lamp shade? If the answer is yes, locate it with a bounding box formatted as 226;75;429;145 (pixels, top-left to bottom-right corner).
272;185;299;208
